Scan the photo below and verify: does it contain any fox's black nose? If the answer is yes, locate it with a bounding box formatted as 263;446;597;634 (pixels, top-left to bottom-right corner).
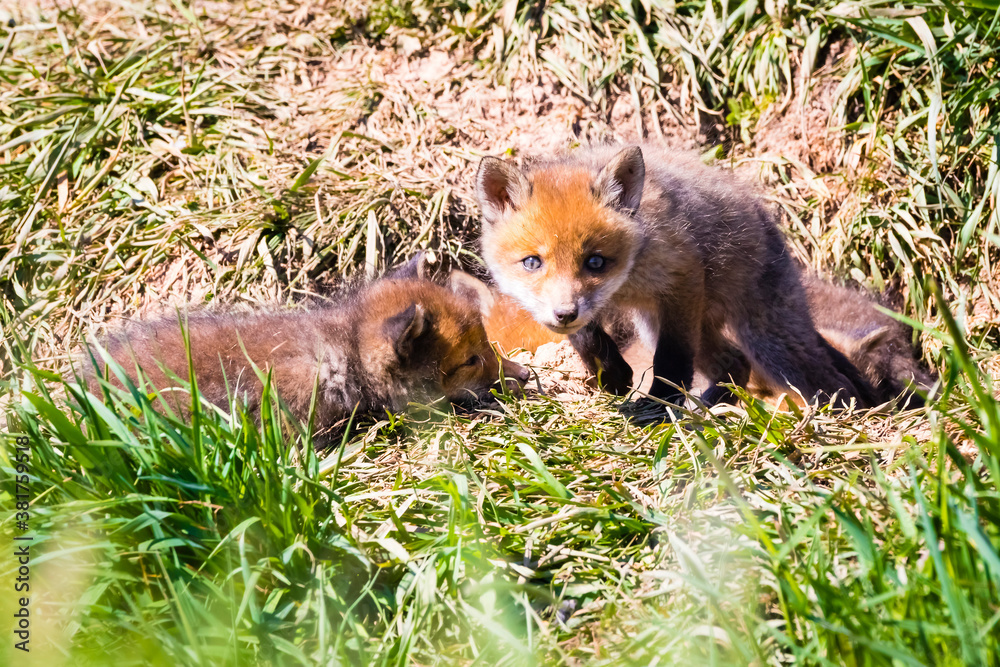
553;306;578;325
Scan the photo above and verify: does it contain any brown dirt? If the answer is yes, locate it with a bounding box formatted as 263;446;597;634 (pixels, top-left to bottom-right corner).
752;39;854;174
512;341;593;400
970;263;1000;383
259;43;702;193
263;30;704;146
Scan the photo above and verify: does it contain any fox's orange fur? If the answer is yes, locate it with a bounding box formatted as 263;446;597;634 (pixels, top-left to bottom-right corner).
85;255;529;435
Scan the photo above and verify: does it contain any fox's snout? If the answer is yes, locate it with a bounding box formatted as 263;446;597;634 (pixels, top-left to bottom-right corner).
500;357;531;393
534;283;590;332
552;304;578;326
445;353;529;404
538;294;590;334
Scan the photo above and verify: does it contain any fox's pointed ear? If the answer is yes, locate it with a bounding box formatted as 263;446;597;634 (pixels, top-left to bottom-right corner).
448;270;495;315
391;250;437;281
819;325;890;362
593;146;645;214
383;303;430;359
855;326;893;358
476;157;531;225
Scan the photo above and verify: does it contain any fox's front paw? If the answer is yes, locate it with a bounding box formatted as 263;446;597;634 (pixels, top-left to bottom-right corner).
700;383;740;407
595;363;632;395
586;373;632;396
621;395;685;421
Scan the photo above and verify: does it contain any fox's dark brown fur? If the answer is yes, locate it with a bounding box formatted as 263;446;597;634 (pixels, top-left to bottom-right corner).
476;144;877;409
799;275;935;408
85;256;529;434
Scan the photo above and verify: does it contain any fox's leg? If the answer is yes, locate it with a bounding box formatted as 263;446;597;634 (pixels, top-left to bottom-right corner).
643;304;700;405
648;333;695;404
569;321;633;395
697;326;751;406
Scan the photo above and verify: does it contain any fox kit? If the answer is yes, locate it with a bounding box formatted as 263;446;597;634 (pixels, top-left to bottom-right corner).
86;254;529;433
801;275;935;408
476;144;875;408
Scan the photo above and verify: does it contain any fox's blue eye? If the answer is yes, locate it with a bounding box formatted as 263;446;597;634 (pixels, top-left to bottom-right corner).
585;255;606;271
522;256;542;271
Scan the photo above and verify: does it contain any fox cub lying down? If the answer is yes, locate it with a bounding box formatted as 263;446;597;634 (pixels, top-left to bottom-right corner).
799;275;934;408
476;143;894;409
85;254;529;432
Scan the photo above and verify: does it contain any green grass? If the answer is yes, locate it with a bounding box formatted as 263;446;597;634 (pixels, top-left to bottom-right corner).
2;0;999;664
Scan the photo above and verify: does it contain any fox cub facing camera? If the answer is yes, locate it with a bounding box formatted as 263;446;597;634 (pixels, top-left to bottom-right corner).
85;254;529;433
476;144;876;409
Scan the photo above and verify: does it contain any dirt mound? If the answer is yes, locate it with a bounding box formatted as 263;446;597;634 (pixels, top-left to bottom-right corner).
512;341;593;400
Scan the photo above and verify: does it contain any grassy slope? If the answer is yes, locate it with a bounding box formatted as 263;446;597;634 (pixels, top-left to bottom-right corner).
1;0;999;664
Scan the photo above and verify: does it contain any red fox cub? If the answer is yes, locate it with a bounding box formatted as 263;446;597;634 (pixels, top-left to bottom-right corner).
801;275;935;408
86;254;530;433
475;144;876;409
